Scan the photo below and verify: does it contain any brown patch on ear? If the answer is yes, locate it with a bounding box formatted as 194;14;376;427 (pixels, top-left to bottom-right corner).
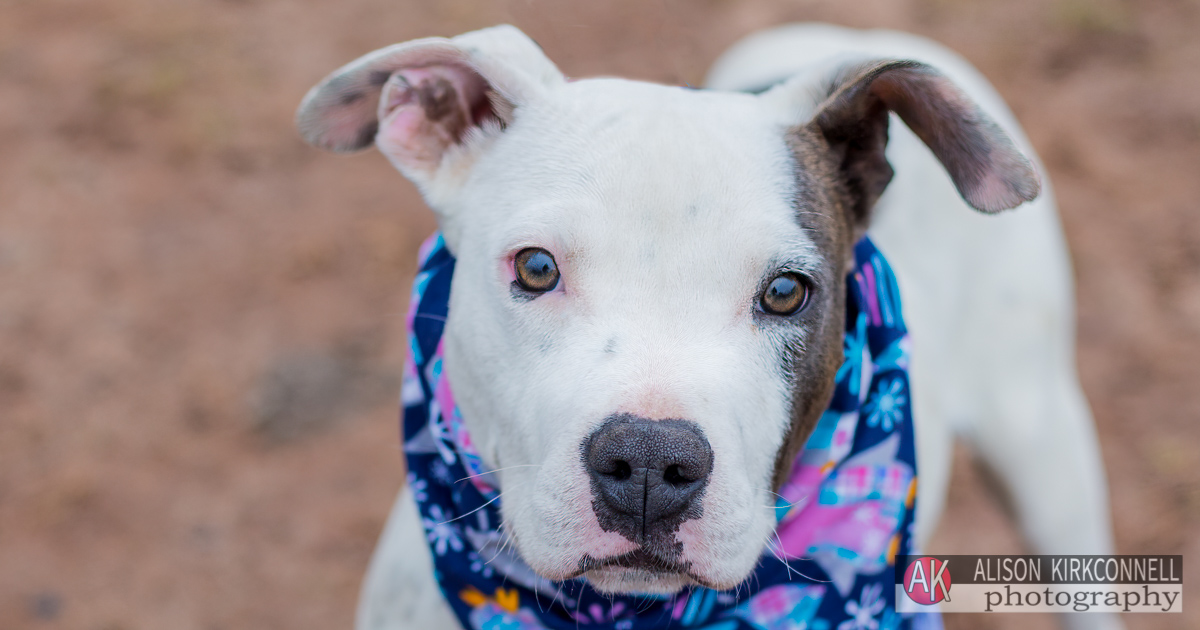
487;89;516;127
296;42;509;155
353;121;379;150
416;77;460;122
297;26;560;161
373;66;502;175
809;59;1041;220
367;70;392;87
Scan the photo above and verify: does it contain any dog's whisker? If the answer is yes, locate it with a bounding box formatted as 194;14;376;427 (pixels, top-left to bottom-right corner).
454;463;541;484
757;487;808;510
531;575;545;613
486;523;520;565
766;530;803;582
766;545;789;574
761;498;807;509
543;581;567;615
479;499;528;567
767;529;827;583
437;491;504;525
573;583;585;630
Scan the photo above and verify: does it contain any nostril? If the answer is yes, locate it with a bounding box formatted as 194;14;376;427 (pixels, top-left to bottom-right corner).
583;415;714;540
608;460;632;481
663;464;690;486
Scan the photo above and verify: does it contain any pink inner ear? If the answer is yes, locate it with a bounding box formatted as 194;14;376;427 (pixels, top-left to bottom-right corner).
376;64;494;174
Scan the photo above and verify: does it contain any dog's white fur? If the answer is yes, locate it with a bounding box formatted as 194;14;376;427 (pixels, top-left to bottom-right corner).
298;23;1119;630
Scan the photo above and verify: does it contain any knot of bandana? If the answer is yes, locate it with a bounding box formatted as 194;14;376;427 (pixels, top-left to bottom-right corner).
401;234;941;630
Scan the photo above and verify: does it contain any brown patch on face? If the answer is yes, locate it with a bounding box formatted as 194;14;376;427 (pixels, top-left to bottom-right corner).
768;58;1045;486
769;128;861;490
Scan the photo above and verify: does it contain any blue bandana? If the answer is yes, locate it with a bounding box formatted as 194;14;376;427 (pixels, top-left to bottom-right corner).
402;234;941;630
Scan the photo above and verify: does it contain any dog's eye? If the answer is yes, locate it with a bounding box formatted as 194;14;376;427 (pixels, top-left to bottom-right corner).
760;273;810;316
514;248;560;293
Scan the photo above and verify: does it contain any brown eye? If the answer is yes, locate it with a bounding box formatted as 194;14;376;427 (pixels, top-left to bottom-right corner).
514;248;560;292
760;273;809;316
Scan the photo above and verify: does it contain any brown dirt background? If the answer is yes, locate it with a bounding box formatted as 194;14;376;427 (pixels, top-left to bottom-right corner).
2;0;1198;628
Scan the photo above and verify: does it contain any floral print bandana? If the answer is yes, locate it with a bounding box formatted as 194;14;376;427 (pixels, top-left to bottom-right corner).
401;233;942;630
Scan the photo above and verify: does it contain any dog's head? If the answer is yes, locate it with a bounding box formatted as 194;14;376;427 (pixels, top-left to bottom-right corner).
298;25;1039;594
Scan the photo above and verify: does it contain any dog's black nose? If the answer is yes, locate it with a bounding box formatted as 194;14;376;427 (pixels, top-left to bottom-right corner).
583;415;713;545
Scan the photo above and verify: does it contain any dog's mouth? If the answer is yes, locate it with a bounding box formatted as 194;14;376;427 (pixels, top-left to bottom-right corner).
570;549;720;593
579;549;689;574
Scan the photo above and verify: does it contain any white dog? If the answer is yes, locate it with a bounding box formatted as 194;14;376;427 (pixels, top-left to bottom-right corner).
297;23;1118;630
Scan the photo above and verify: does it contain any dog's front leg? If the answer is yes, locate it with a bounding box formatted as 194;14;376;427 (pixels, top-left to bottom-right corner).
356;485;462;630
961;335;1124;630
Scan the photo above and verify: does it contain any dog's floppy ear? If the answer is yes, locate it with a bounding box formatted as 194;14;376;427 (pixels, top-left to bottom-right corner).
802;59;1040;227
296;25;563;190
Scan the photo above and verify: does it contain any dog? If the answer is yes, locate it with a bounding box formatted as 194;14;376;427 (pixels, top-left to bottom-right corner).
297;23;1119;630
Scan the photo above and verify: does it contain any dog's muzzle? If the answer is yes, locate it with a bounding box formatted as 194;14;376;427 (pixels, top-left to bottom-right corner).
583;414;713;560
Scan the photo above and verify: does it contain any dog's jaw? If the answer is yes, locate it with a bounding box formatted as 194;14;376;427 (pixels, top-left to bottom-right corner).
583;568;696;595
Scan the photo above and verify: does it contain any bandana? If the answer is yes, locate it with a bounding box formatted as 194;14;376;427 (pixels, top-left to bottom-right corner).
402;233;942;630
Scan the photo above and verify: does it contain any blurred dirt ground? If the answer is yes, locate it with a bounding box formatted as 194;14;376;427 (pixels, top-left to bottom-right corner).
1;0;1198;628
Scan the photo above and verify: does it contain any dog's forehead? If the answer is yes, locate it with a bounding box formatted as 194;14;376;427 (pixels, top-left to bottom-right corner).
468;78;822;286
521;78;797;194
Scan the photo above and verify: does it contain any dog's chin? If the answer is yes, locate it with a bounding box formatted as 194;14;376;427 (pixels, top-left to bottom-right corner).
584;567;695;595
